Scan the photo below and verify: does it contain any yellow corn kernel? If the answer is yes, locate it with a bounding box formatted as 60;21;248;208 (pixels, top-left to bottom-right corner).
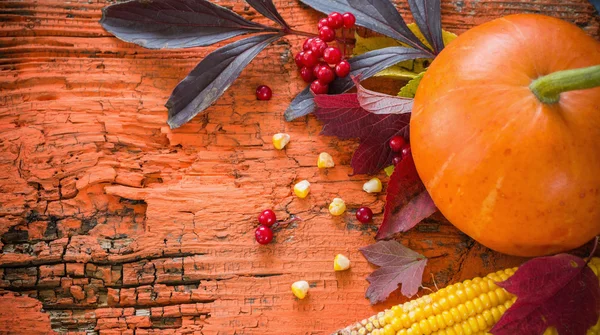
291;280;309;299
384;324;396;335
329;198;346;216
293;180;311;198
317;152;335;168
272;133;290;150
334;254;351;271
363;177;383;193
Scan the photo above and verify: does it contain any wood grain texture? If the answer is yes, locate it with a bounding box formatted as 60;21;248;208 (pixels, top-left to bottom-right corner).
0;0;598;334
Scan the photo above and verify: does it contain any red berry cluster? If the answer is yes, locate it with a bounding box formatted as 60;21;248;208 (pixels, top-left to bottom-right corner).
255;209;276;244
294;12;355;95
389;136;411;165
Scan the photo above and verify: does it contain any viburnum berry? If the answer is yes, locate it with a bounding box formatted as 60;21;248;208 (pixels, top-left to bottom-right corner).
342;12;356;28
309;38;328;57
323;47;342;64
335;60;351;77
258;209;277;226
316;65;335;84
318;17;330;30
356;206;373;223
401;145;412;159
310;80;329;94
313;62;327;78
302;37;314;51
300;66;315;83
392;156;402;166
327;12;344;29
302;50;319;68
255;225;273;244
319;26;335;42
294;52;304;68
256;85;272;100
389;135;406;152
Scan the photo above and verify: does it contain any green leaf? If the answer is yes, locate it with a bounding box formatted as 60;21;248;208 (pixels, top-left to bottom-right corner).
384;165;395;177
398;72;425;98
354;23;456;80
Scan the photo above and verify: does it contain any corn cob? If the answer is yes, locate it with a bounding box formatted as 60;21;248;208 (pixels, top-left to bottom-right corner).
333;257;600;335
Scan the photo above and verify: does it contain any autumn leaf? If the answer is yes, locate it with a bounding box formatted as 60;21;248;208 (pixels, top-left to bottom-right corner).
360;240;428;304
357;82;413;115
398;72;425;98
490;254;600;335
313;92;410;174
376;155;437;239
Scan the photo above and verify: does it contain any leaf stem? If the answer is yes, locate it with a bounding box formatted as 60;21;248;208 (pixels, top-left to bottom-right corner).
284;28;355;44
529;65;600;104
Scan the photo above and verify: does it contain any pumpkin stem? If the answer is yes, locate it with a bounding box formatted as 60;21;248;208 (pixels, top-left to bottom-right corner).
529;65;600;104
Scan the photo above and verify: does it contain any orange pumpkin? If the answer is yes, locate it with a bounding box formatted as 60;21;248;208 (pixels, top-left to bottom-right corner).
410;14;600;257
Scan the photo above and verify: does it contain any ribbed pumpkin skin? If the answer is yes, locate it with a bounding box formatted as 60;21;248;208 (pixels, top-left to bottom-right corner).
410;14;600;257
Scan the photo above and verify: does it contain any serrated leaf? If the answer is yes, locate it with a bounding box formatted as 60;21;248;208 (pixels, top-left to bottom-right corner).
360;240;428;303
246;0;289;29
299;0;431;53
408;0;444;54
285;46;432;121
353;25;456;80
166;33;281;128
491;254;600;335
357;82;413;114
398;72;425;98
376;155;437;239
312;93;410;174
100;0;276;49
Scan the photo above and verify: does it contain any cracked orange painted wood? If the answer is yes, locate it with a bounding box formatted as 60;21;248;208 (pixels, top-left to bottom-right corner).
0;1;598;334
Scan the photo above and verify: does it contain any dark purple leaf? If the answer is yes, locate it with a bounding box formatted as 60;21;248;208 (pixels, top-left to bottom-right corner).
357;83;413;114
491;254;600;335
166;33;281;128
100;0;277;49
360;240;427;303
285;46;431;121
376;155;437;239
312;93;410;174
589;0;600;14
299;0;431;53
246;0;289;29
408;0;445;54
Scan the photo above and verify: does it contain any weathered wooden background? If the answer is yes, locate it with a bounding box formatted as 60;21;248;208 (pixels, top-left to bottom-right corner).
0;0;598;334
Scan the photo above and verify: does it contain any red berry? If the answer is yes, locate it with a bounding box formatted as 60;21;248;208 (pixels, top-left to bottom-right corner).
327;12;344;29
310;80;329;94
392;156;402;166
300;66;315;83
401;145;412;159
256;85;272;100
323;47;342;64
335;60;351;77
303;37;314;51
255;225;274;245
302;50;319;68
342;12;356;28
313;61;327;78
389;135;406;152
356;206;373;223
309;38;328;57
318;18;330;30
316;65;335;84
258;209;277;226
294;52;304;68
319;26;335;42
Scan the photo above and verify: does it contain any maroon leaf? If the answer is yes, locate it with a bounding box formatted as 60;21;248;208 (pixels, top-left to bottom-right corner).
357;83;413;115
376;155;437;239
246;0;290;29
360;240;427;304
313;93;410;174
491;254;600;335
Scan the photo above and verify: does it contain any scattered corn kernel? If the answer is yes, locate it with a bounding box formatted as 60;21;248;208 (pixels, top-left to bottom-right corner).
291;280;309;299
334;254;351;271
293;180;311;198
384;165;395;176
363;178;383;193
329;198;346;216
317;152;335;168
272;133;291;150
